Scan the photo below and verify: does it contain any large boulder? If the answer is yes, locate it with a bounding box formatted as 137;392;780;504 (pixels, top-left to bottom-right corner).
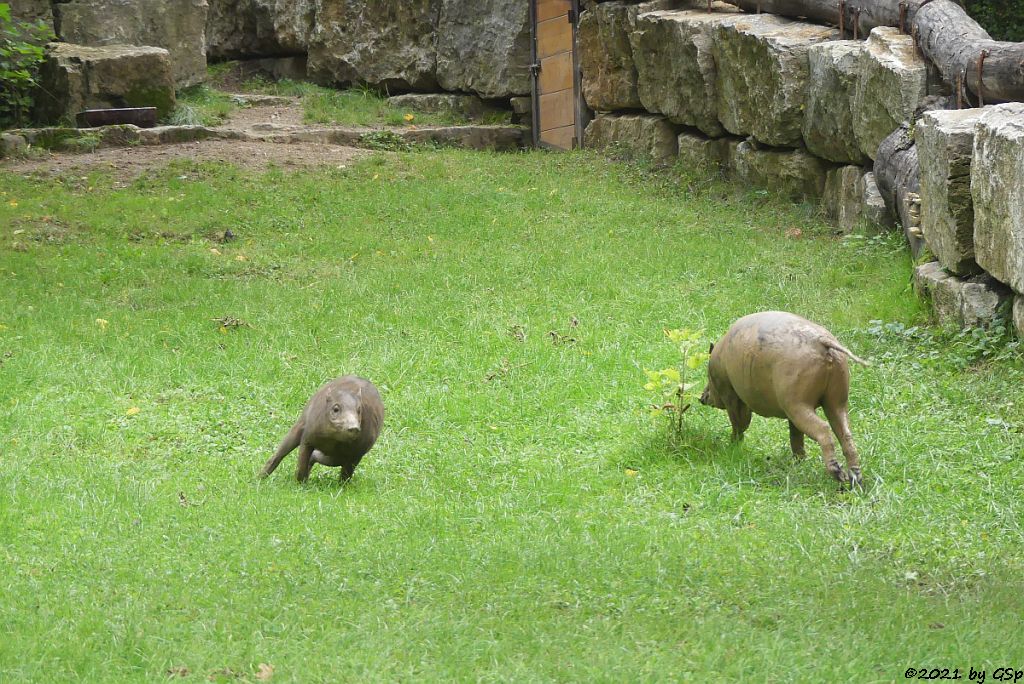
732;141;830;201
630;5;741;137
803;41;867;165
205;0;315;59
307;0;440;91
915;108;986;276
435;0;531;98
913;261;1013;329
972;102;1024;293
852;27;927;161
712;15;835;147
34;43;176;124
54;0;207;88
578;0;683;112
583;112;678;166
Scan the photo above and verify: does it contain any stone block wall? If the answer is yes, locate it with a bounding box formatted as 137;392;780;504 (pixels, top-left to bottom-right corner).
206;0;532;100
578;1;1024;338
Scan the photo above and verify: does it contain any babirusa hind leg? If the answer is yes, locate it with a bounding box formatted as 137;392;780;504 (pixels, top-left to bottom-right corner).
260;421;303;478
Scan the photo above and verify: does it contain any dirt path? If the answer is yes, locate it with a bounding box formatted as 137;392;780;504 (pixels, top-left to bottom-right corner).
1;98;367;182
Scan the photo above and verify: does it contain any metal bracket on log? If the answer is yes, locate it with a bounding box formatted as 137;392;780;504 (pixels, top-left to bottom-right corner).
977;49;989;106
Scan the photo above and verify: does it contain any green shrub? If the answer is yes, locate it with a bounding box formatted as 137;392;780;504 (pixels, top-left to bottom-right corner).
0;3;53;129
964;0;1024;42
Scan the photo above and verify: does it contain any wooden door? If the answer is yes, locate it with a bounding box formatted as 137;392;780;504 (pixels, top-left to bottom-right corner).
531;0;581;150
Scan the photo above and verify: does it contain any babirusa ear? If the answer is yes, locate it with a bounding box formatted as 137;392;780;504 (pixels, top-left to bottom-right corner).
708;342;715;354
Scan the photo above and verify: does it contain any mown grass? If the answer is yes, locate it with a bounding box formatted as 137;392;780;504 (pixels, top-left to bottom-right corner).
1;150;1022;682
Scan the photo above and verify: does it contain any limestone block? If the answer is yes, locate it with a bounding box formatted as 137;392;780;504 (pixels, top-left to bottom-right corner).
913;261;1013;329
713;15;836;147
630;5;741;137
205;0;315;59
861;172;893;230
436;0;531;98
308;0;440;91
387;93;497;120
803;41;867;165
583;112;678;166
676;130;738;172
732;141;829;201
578;0;684;112
55;0;207;87
852;27;927;161
821;165;868;232
1014;296;1024;339
916;108;987;275
35;43;176;124
9;0;53;29
972;103;1024;293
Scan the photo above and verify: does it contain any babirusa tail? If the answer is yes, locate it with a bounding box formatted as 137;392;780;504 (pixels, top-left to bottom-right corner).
823;339;871;367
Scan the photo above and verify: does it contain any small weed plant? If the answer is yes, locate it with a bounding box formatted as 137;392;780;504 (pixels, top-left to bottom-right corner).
643;328;710;440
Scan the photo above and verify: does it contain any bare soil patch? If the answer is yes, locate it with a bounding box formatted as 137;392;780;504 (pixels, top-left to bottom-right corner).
1;98;364;182
224;99;306;129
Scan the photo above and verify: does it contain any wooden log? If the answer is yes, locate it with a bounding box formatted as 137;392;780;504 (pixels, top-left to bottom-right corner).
720;0;1024;102
874;122;926;257
722;0;914;36
916;1;1024;103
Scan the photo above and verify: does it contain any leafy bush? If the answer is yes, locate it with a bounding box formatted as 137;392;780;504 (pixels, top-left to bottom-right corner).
964;0;1024;42
0;3;53;129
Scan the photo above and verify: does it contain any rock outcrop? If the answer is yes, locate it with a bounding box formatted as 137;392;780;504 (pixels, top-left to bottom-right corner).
54;0;208;87
205;0;315;59
307;0;441;92
435;0;531;98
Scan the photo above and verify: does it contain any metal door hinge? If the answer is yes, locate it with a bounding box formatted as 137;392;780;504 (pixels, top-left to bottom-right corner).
529;62;541;77
568;8;577;23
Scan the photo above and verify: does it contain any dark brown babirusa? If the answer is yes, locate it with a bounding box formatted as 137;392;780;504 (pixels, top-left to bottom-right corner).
260;375;384;483
699;312;869;487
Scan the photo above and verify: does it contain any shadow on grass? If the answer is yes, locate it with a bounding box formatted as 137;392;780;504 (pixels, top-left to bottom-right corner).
628;410;870;497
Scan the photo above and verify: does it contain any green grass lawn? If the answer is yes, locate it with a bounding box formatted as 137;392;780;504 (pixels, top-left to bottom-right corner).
1;150;1022;681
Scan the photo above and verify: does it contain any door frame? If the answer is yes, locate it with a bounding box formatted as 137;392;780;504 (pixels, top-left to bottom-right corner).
529;0;584;150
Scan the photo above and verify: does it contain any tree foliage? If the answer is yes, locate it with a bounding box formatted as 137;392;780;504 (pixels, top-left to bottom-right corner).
964;0;1024;43
0;2;53;129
